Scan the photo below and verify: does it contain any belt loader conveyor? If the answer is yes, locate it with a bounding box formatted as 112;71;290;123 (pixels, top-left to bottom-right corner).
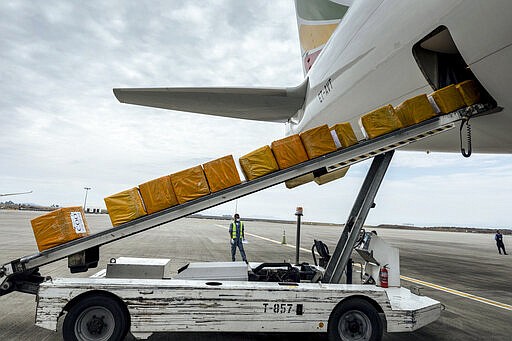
0;103;500;297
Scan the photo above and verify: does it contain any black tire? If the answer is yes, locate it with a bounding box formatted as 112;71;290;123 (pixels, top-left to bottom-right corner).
63;294;129;341
328;298;384;341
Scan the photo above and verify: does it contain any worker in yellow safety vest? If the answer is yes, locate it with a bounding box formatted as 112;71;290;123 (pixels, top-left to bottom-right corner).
229;213;247;263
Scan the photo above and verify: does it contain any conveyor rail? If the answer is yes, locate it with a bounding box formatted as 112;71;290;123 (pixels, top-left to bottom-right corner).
0;104;499;295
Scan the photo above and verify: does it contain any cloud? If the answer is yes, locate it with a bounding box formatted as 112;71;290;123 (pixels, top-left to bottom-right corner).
373;156;512;227
0;1;296;209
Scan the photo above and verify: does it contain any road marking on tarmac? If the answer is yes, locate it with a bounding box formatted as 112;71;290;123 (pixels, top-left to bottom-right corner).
214;224;312;253
215;223;512;312
400;275;512;311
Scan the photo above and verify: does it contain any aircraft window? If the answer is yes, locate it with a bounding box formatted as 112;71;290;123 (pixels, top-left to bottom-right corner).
412;26;495;104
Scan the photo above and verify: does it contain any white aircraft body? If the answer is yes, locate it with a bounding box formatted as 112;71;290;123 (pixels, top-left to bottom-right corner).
289;0;512;154
114;0;512;155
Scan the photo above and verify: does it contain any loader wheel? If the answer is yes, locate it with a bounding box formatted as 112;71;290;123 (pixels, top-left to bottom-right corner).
328;298;383;341
63;294;129;341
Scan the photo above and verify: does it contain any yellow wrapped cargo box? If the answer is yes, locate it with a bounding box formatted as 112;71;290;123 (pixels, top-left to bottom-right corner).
171;165;211;204
299;124;337;159
394;94;436;127
429;84;465;114
456;80;481;106
139;175;179;214
239;145;279;181
330;122;358;148
31;206;90;252
360;104;402;139
104;188;147;227
271;134;309;169
203;155;241;193
314;167;349;185
285;172;315;189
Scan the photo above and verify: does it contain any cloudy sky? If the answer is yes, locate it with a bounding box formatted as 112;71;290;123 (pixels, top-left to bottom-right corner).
1;1;512;228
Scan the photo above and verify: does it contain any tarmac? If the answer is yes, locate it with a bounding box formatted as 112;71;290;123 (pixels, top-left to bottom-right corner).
0;210;510;340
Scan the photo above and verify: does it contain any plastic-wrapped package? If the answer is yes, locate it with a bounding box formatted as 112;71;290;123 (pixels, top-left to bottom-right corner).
31;206;90;251
104;188;147;227
299;124;337;159
394;94;436;127
330;122;358;148
139;175;179;214
239;145;279;181
360;104;402;139
271;134;309;169
314;167;349;185
456;80;481;106
203;155;241;193
285;172;315;189
171;165;211;204
429;84;466;114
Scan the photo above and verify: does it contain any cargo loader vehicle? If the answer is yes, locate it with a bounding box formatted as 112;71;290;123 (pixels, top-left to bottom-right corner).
0;104;500;341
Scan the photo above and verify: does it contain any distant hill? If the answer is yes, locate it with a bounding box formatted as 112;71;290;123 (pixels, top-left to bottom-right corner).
375;224;511;235
191;214;510;234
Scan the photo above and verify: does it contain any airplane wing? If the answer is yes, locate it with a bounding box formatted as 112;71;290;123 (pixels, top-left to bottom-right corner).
0;191;32;197
113;80;308;123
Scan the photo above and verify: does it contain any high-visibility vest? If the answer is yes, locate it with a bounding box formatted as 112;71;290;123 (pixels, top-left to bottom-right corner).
231;221;244;239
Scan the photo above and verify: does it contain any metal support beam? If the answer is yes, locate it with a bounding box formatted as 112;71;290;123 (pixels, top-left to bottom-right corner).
323;151;394;284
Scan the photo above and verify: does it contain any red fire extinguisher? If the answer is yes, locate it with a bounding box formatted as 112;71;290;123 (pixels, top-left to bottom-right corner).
379;265;389;288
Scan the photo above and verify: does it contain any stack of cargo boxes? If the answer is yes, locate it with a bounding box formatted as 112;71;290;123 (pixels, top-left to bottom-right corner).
30;79;484;249
101;80;483;227
104;155;242;227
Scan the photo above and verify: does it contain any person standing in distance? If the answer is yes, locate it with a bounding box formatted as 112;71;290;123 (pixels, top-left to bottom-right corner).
229;213;247;263
495;230;507;255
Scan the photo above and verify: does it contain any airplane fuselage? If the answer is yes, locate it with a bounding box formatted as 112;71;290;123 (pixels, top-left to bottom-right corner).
288;0;512;154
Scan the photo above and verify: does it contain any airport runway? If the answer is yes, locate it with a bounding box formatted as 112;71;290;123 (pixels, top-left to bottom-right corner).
0;210;510;340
